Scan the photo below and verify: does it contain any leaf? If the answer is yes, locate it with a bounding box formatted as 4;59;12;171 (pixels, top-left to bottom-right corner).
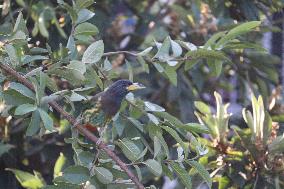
216;21;261;47
154;37;171;62
186;49;232;64
67;60;86;74
54;153;67;178
26;110;41;136
164;65;177;86
137;56;149;73
137;47;153;56
78;151;94;167
204;31;226;49
38;12;49;38
48;67;85;86
162;126;188;158
38;108;53;131
103;58;112;71
117;138;141;162
169;162;192;189
76;9;95;24
144;159;162;177
62;165;89;184
9;82;35;99
74;22;99;37
94;167;113;184
22;55;48;65
13;12;28;35
147;113;160;125
194;101;211;114
148;124;169;158
154;136;162;158
218;176;230;189
69;92;87;102
144;101;165;112
5;44;19;67
2;90;34;106
185;160;212;188
0;143;13;157
133;165;142;181
207;59;223;77
82;40;104;64
170;39;183;57
6;169;44;189
15;104;37;115
153;62;164;73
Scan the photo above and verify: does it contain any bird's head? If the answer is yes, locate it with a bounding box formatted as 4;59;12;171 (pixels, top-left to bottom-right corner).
105;79;145;99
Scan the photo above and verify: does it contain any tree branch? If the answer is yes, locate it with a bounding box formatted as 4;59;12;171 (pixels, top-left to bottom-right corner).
0;63;145;189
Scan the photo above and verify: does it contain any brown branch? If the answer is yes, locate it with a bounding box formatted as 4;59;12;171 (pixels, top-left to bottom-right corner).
0;63;144;189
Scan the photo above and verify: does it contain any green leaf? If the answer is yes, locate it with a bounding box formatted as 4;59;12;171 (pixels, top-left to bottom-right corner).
74;22;99;37
218;176;230;189
216;21;261;47
6;169;44;189
0;143;13;157
48;67;85;86
38;12;49;38
147;113;160;125
76;9;95;24
26;110;41;136
185;160;212;188
169;162;192;189
9;82;35;99
204;31;226;49
137;47;153;56
154;37;171;62
164;65;177;86
154;136;162;158
82;40;104;64
137;56;149;73
15;104;37;115
78;151;94;167
134;165;142;181
186;49;232;64
5;44;19;67
148;124;169;158
152;62;164;73
13;12;28;35
61;165;89;184
38;108;53;131
54;153;67;178
67;60;86;74
207;59;222;77
144;159;162;177
170;39;182;57
22;55;48;65
194;101;211;114
162;126;188;158
94;167;113;184
144;101;165;112
117;138;141;162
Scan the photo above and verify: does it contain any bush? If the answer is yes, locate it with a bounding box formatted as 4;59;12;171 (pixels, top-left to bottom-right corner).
0;0;284;189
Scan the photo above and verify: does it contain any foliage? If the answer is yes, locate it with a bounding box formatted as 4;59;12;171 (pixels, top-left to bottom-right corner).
0;0;284;189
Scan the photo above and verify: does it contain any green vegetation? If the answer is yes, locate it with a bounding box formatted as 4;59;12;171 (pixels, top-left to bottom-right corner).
0;0;284;188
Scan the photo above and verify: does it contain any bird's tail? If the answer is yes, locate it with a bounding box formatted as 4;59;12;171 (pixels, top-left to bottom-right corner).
83;123;98;133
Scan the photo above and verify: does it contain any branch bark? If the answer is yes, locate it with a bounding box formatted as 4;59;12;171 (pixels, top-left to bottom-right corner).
0;63;144;189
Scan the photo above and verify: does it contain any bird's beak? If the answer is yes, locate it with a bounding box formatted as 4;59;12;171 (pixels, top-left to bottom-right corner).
127;83;146;91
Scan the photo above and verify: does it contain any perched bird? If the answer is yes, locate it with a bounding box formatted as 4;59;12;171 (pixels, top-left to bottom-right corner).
81;79;145;141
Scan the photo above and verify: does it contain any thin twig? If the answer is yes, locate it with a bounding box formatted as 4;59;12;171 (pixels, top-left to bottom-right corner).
103;51;138;57
0;63;145;189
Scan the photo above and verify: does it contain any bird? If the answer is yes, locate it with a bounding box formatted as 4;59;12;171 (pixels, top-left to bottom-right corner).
81;79;145;143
